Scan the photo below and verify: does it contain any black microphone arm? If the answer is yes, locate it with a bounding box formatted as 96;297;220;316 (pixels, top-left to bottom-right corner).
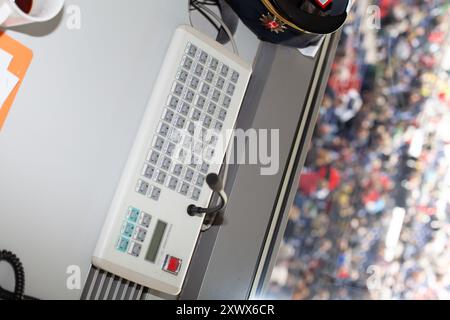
187;173;228;217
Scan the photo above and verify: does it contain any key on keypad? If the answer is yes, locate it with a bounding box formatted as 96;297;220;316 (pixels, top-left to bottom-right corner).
153;136;165;151
172;164;183;176
173;82;184;96
136;180;149;195
148;151;160;165
192;188;201;201
216;77;225;90
179;102;191;116
195;95;206;109
183;56;194;70
149;186;162;201
168;96;179;109
209;58;219;70
177;70;189;83
167;176;179;190
186;44;197;57
199;51;208;64
179;182;190;196
189;76;200;90
142;164;155;179
184;168;195;182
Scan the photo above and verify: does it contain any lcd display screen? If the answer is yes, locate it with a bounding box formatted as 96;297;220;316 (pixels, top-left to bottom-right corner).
145;220;167;263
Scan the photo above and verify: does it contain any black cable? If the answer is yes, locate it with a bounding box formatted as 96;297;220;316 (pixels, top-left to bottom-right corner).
0;250;25;300
0;250;38;300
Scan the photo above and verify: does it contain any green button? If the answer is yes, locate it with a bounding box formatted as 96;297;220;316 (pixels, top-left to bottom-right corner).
116;237;129;252
127;207;140;223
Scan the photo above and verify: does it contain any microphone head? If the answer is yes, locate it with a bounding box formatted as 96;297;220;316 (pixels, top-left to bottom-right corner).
206;173;223;192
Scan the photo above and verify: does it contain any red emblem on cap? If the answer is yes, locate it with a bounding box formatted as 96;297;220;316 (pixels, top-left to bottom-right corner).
314;0;333;9
260;13;287;34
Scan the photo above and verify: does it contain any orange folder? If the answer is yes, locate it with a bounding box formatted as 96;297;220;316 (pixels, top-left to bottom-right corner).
0;32;33;130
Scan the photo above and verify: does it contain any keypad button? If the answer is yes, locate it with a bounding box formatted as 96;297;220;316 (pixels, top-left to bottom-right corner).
149;186;162;201
182;56;194;70
184;168;195;182
191;108;202;121
192;188;201;201
157;122;170;137
172;164;184;177
208;134;219;147
127;207;140;223
128;242;142;257
218;109;227;121
202;115;213;129
139;212;152;228
142;164;155;179
136;180;149;195
212;89;221;102
177;148;188;163
220;64;229;77
179;182;191;196
154;170;168;185
194;64;204;77
121;222;135;238
195;174;206;187
226;83;236;96
147;150;160;165
209;58;219;70
231;71;240;83
172;82;184;96
189;76;200;90
207;103;217;116
162;108;175;123
178;101;191;116
168;128;182;144
186;43;197;57
205;70;215;83
167;176;179;190
173;115;187;129
222;95;232;108
164;142;176;157
216;77;225;90
168;95;179;109
153;136;165;151
205;148;215;161
199;51;209;64
194;95;206;109
189;154;200;168
160;157;172;171
132;227;147;243
187;122;196;135
176;70;189;83
200;83;211;96
117;237;130;252
163;256;182;275
214;121;223;132
199;127;210;142
199;162;210;174
184;89;195;103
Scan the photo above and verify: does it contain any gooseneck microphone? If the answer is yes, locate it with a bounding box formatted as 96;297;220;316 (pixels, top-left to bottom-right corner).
187;173;228;217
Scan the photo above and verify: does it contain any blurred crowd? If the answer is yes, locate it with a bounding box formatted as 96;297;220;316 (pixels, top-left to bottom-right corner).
267;0;450;300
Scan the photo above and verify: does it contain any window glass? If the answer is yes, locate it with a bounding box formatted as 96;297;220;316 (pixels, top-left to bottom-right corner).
265;0;450;300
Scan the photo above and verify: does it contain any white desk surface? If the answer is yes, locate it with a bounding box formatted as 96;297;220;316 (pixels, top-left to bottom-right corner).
0;0;259;300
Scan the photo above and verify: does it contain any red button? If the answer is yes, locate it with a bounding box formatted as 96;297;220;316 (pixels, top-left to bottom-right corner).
164;256;182;274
